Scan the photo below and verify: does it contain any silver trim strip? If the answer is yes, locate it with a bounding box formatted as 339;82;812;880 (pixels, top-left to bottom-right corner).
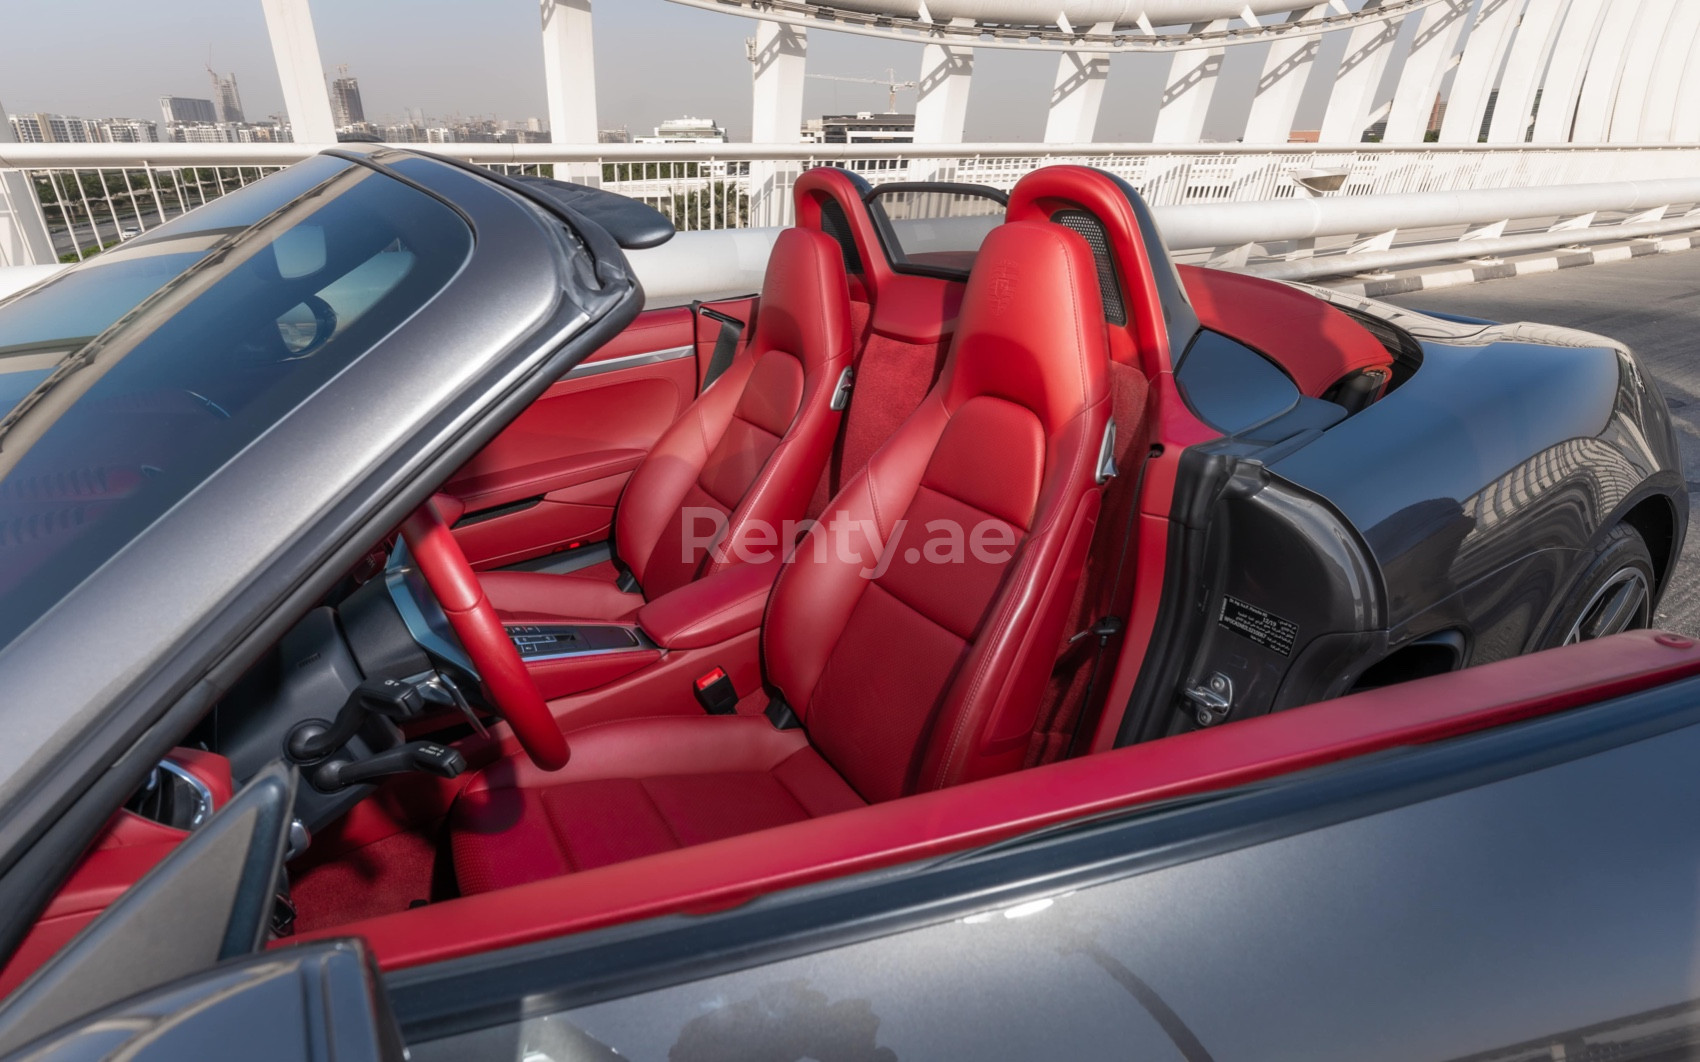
565;344;694;380
513;626;657;663
158;759;215;829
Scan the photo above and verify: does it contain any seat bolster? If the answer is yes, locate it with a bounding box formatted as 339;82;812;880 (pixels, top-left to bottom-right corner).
480;565;641;624
764;396;951;716
465;715;816;793
708;344;851;581
615;357;756;588
919;404;1110;791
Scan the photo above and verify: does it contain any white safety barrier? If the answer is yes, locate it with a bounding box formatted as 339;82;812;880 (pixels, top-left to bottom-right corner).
3;142;1698;294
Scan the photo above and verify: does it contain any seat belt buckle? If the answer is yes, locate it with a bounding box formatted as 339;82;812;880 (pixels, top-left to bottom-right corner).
694;667;739;715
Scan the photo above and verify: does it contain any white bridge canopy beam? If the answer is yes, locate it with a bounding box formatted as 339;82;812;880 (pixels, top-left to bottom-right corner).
1152;20;1229;143
1241;4;1330;144
541;0;598;144
1529;0;1607;144
1319;1;1400;144
915;43;974;144
1485;0;1567;143
1044;40;1111;144
1438;0;1527;144
258;0;336;144
1609;0;1679;143
1636;0;1700;143
1382;0;1471;143
1567;0;1640;144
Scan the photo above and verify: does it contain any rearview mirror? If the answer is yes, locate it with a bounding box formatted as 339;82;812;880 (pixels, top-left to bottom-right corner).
272;226;327;279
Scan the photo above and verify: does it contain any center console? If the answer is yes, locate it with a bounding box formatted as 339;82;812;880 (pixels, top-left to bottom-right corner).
508;622;660;700
506;623;648;660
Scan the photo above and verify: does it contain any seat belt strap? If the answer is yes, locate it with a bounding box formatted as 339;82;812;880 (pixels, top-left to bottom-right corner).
692;301;745;392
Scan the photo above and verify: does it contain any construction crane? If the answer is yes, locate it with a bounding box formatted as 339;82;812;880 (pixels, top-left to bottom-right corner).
742;36;917;111
806;69;918;113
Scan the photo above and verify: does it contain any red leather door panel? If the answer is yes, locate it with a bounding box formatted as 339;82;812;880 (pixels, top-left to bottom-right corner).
445;298;762;570
445;308;697;569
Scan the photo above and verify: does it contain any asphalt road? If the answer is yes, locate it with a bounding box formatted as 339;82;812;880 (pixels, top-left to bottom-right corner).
1386;251;1700;636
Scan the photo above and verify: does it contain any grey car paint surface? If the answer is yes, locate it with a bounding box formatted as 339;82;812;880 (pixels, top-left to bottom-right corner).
405;681;1700;1062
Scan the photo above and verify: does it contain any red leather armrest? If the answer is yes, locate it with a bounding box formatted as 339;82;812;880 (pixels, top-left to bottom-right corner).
445;449;646;515
637;558;780;650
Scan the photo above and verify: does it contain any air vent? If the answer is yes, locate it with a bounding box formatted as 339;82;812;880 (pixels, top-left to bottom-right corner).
1052;209;1128;327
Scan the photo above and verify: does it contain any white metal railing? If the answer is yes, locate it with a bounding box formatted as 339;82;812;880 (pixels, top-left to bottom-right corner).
3;141;1700;283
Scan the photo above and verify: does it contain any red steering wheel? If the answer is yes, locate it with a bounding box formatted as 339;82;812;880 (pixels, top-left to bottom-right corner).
399;501;570;771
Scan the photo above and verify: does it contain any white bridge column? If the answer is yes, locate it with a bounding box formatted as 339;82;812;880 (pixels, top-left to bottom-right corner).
541;0;597;144
1382;0;1471;144
1241;4;1329;144
1530;0;1607;143
1318;1;1400;143
258;0;336;144
1044;43;1110;144
1438;0;1528;144
0;98;56;267
1152;21;1228;143
749;20;806;226
1568;0;1641;143
914;43;973;145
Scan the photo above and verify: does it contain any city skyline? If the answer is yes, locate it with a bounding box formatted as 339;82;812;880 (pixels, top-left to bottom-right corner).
0;0;1397;143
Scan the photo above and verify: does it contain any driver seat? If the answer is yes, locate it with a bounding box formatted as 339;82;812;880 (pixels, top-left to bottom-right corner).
451;220;1111;893
479;225;854;624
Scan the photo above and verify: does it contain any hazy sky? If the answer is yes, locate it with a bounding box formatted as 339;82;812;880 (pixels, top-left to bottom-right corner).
0;0;1415;141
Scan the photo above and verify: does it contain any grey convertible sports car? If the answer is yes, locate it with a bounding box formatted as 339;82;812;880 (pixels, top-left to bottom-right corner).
0;147;1691;1061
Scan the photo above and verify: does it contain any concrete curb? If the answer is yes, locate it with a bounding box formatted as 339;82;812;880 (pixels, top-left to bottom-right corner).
1323;233;1700;297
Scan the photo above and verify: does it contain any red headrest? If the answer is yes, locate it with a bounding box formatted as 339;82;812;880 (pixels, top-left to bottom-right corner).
1006;165;1177;371
942;220;1109;432
751;227;852;372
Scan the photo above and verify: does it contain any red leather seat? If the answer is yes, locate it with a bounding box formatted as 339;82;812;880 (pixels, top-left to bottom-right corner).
481;227;853;623
452;220;1111;893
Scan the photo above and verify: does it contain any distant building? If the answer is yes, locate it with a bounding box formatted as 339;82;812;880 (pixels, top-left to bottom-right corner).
1287;129;1321;143
1427;99;1446;138
169;121;235;144
160;96;217;125
599;127;630;143
330;76;365;129
635;116;726;143
9;112;159;143
100;118;160;143
803;112;914;144
210;71;245;124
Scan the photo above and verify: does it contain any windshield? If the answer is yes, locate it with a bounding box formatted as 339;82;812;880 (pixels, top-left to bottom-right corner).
0;155;473;650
